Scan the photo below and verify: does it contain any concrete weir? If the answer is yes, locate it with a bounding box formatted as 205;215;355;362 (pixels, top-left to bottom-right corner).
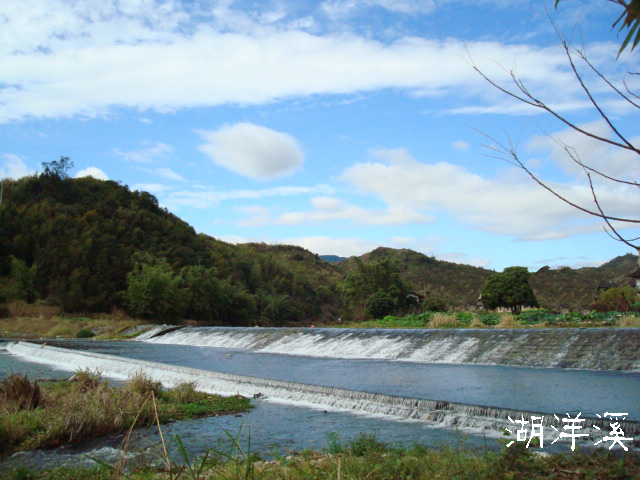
140;326;640;371
6;341;640;441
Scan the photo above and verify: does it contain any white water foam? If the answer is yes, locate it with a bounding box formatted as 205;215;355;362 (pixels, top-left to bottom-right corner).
7;341;638;444
141;327;640;371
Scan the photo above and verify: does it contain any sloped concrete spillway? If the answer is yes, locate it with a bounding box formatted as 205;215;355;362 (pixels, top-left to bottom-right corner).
7;342;640;442
139;326;640;371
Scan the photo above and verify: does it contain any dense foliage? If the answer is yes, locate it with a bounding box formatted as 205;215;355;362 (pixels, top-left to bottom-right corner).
481;267;539;314
338;257;411;320
336;247;494;309
0;162;637;323
0;169;325;324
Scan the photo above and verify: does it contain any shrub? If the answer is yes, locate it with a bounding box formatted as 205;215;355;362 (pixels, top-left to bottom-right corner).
422;297;447;312
169;381;200;404
429;313;458;328
0;374;42;411
76;328;95;338
365;292;397;319
124;373;162;398
496;314;519;328
593;286;637;312
71;369;101;392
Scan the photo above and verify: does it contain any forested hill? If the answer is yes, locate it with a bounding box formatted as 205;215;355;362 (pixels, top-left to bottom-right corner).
0;174;336;325
0;172;637;323
334;247;495;308
529;254;639;312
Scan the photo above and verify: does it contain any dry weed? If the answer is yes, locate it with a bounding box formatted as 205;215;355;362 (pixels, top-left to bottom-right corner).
496;314;519;329
620;315;640;327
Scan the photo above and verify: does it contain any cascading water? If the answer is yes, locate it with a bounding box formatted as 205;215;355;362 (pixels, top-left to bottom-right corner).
139;326;640;371
7;341;640;443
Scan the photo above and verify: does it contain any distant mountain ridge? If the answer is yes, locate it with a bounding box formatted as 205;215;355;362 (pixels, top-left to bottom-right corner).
319;255;348;263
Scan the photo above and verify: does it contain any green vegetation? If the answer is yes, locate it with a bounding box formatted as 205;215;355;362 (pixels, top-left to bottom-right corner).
335;247;493;310
481;267;539;314
338;257;411;320
0;313;144;340
1;162;638;326
0;372;251;458
1;431;638;480
0;167;332;325
593;286;639;312
337;309;638;329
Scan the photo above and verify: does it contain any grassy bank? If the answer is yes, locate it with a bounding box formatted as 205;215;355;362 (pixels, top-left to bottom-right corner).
1;432;638;480
335;310;640;330
0;315;146;340
0;372;251;459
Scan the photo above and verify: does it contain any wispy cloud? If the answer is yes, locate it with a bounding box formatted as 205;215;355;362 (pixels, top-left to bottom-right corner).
339;147;640;241
0;154;33;179
165;184;335;209
114;142;173;164
1;0;620;123
155;167;186;182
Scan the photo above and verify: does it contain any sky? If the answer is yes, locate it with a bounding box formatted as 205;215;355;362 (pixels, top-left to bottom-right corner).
1;0;639;272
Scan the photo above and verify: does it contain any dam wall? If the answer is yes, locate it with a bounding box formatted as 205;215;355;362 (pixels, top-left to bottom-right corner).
7;341;639;441
140;326;640;371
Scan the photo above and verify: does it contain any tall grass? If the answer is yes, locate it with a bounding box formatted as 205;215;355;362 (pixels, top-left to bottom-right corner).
495;314;519;329
620;315;640;327
429;313;460;328
0;373;251;458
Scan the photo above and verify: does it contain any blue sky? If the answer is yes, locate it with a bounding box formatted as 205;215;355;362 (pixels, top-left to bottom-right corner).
1;0;639;271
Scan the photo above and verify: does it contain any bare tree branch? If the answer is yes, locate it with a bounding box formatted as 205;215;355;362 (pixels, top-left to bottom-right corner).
477;129;640;226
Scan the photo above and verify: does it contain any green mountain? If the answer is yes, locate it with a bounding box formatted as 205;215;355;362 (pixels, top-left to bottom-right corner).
1;170;637;322
334;247;495;308
0;174;329;325
529;254;638;312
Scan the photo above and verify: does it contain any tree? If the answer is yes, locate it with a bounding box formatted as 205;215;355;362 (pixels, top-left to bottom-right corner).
593;285;638;311
40;156;74;180
481;267;539;314
125;253;188;320
474;1;640;256
555;0;640;56
366;291;397;319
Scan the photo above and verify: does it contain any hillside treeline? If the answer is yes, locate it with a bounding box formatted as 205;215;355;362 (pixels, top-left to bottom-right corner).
1;161;636;323
0;168;330;325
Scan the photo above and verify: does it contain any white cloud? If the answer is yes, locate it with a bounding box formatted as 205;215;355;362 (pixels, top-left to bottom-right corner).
0;154;33;179
526;120;640;181
284;236;381;257
75;167;109;180
451;140;471;151
0;0;612;123
132;183;170;193
339;147;640;241
321;0;436;18
436;252;492;269
114;142;173;164
198;123;304;180
156;167;186;182
165;184;335;209
276;196;432;225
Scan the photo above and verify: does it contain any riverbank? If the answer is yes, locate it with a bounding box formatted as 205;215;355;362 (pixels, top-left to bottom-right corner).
0;315;147;340
1;433;638;480
0;372;252;459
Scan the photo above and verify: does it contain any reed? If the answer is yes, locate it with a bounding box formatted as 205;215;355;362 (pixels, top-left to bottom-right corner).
429;313;459;328
495;314;519;329
620;315;640;327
